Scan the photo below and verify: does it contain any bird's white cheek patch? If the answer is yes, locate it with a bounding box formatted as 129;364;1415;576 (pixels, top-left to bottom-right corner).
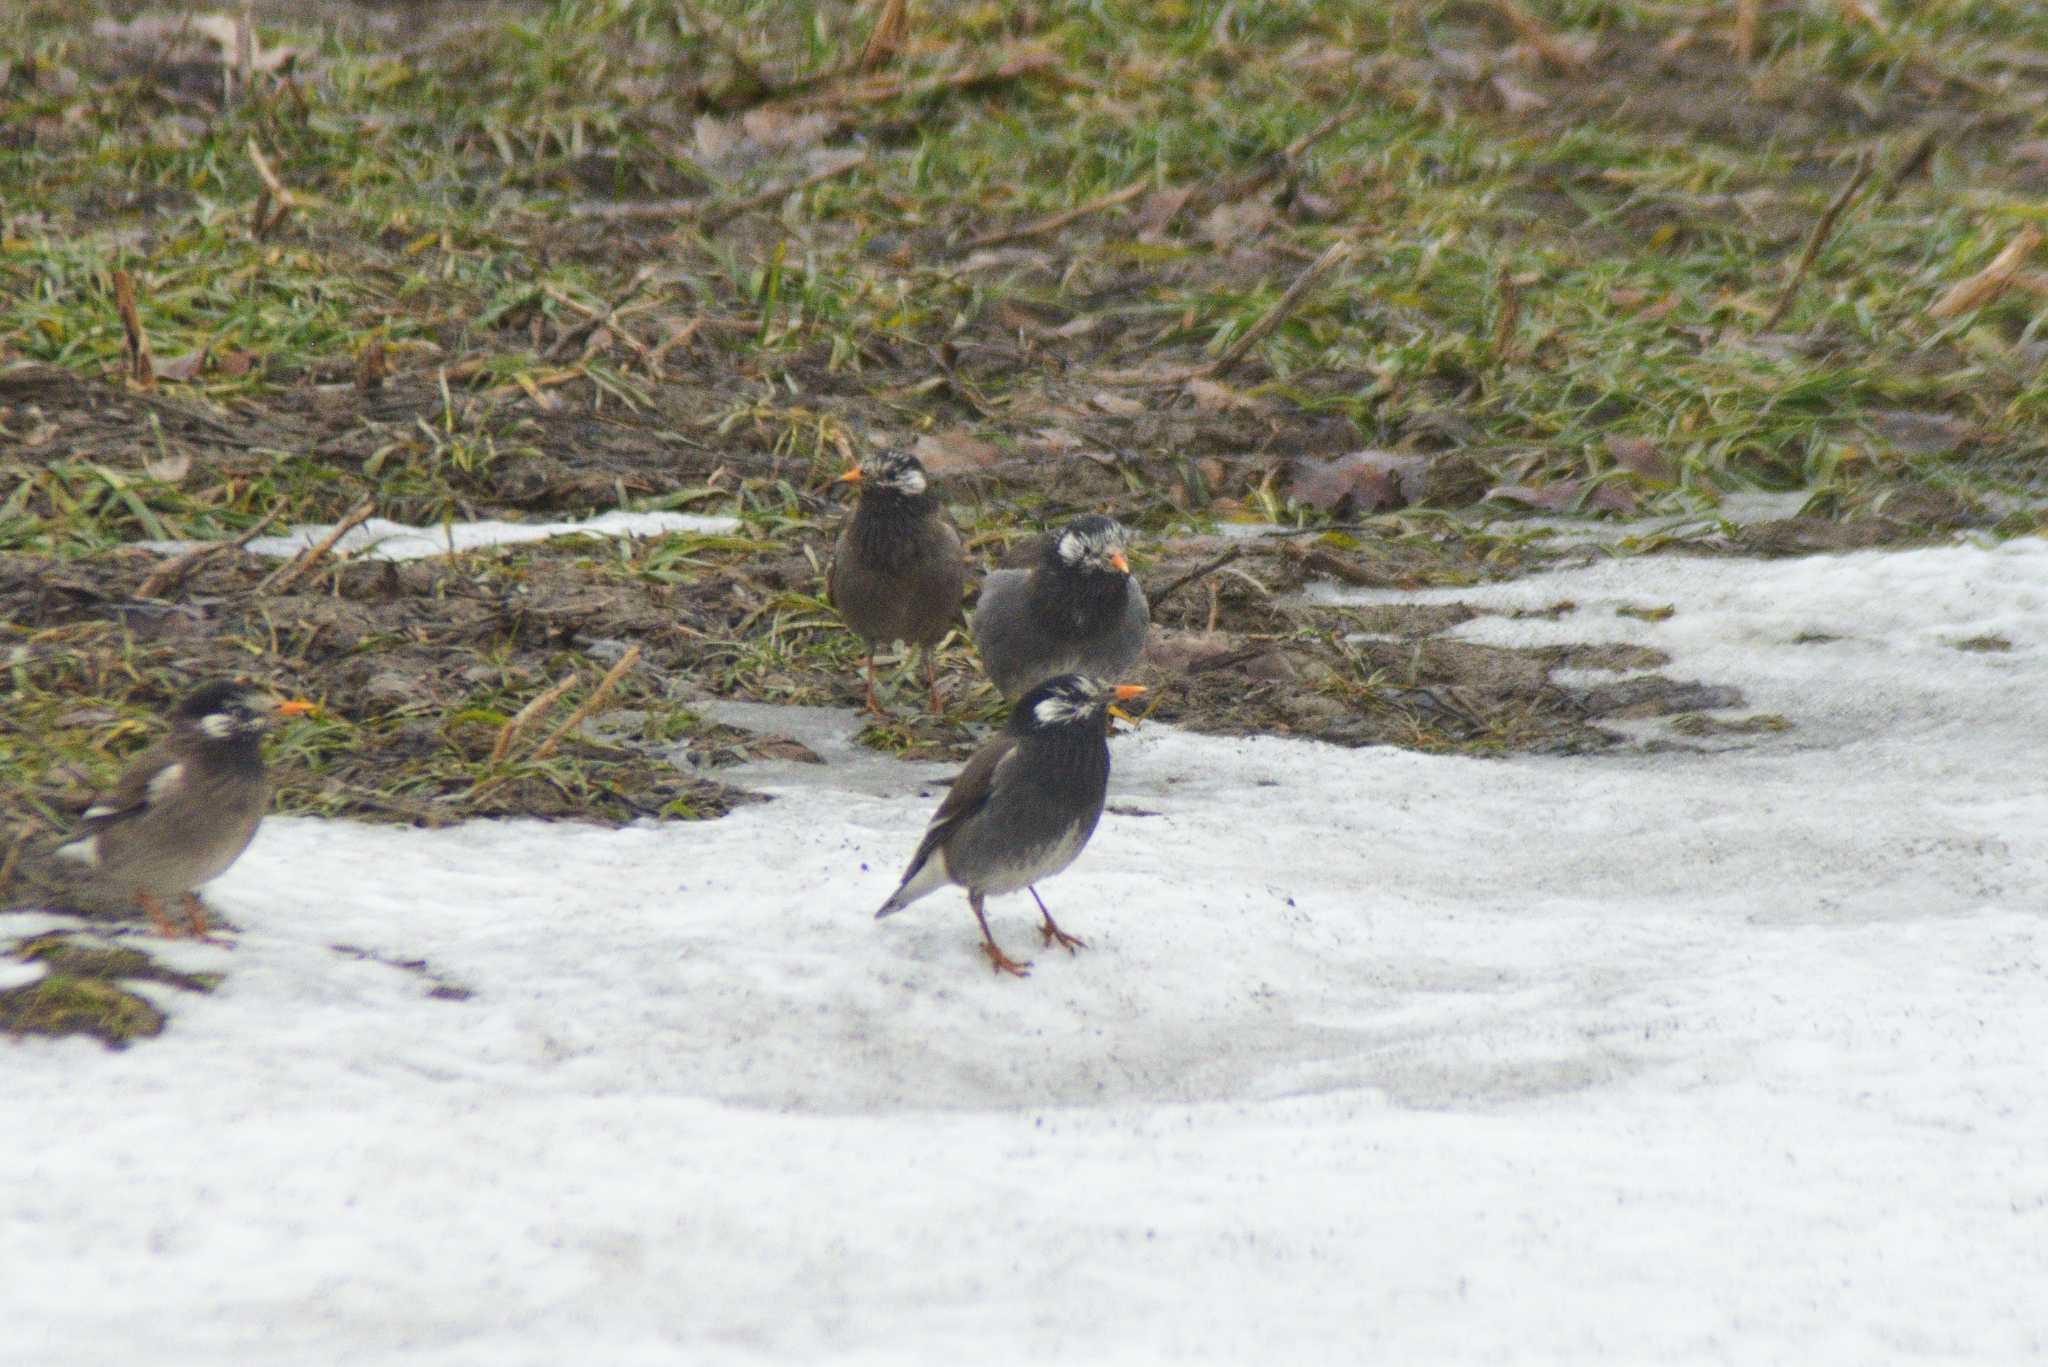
1058;531;1084;564
199;714;236;739
56;836;100;867
146;763;186;803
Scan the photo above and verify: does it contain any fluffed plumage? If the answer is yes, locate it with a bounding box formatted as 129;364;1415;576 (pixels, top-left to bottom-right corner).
826;450;967;714
878;673;1144;976
971;515;1149;699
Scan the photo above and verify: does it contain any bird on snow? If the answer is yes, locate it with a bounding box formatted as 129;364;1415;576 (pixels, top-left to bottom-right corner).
970;514;1149;700
877;673;1145;977
826;449;967;715
55;680;315;939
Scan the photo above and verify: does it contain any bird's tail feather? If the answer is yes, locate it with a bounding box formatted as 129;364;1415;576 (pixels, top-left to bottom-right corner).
876;848;950;918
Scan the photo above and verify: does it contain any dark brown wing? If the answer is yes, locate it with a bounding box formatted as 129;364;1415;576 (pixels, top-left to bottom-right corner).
910;732;1016;870
69;739;181;838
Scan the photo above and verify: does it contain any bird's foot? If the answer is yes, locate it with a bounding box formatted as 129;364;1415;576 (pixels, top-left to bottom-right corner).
982;941;1033;978
1038;918;1088;955
138;892;182;939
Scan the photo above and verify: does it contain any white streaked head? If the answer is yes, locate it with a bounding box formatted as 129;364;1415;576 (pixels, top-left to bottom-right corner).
1053;515;1130;575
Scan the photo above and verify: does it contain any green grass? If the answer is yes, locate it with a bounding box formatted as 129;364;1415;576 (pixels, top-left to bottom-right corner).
3;0;2047;841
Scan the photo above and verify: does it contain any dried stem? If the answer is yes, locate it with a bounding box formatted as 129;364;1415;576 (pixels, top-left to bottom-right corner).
1761;151;1874;331
256;498;376;595
112;268;155;389
135;504;286;599
1201;240;1352;380
489;673;580;766
965;176;1148;251
529;644;643;761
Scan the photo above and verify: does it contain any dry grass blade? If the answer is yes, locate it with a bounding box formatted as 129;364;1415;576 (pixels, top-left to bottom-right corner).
111;268;155;389
794;43;1059;109
256;497;375;594
1202;239;1353;380
965;176;1147;251
858;0;909;72
246;137;294;239
488;672;579;765
1927;226;2043;320
1212;103;1363;206
529;644;643;761
572;153;866;225
699;153;868;230
1761;151;1874;331
134;504;286;599
1491;0;1592;73
1493;265;1522;363
1147;545;1246;614
1735;0;1760;62
675;0;773;94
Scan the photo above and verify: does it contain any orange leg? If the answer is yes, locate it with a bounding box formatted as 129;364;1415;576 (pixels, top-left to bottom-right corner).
969;891;1031;978
1029;886;1087;954
862;655;887;716
137;890;182;938
924;648;944;716
179;891;236;945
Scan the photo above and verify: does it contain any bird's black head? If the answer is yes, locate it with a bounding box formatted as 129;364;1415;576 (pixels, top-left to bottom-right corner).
171;681;283;743
839;449;931;501
1046;515;1131;579
1008;674;1147;736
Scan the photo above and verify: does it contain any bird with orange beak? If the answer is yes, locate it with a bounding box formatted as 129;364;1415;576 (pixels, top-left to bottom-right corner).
55;681;318;940
877;674;1147;977
826;450;966;715
970;514;1149;699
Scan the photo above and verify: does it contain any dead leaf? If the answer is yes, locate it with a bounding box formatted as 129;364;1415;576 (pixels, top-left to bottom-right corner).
1928;227;2043;320
913;429;1001;473
1605;435;1677;484
739;108;830;153
1134;187;1193;239
1200;199;1276;249
1633;291;1682;323
156;352;208;382
1865;410;1974;456
1186;378;1250;413
1288;451;1428;514
1088;390;1146;418
1490;74;1550;114
143;451;191;484
1487;479;1639;513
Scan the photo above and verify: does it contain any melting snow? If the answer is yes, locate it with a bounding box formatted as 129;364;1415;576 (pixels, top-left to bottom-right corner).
7;539;2047;1363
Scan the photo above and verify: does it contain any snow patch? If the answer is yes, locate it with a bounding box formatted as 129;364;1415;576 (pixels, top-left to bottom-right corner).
5;540;2047;1361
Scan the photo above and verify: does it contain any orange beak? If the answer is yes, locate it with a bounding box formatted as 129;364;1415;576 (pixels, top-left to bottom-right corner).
1107;683;1146;724
274;698;319;718
835;466;863;484
1108;550;1129;574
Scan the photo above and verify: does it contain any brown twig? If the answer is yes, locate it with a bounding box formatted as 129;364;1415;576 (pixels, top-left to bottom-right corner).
529;644;642;761
1734;0;1760;62
1147;545;1247;615
700;153;868;229
1201;240;1353;380
857;0;909;72
675;0;774;94
965;176;1148;251
569;154;867;226
111;268;155;389
1492;266;1522;364
246;137;294;239
1213;103;1363;206
1491;0;1592;73
256;497;375;595
488;673;579;765
1761;151;1875;331
135;504;286;599
1877;129;1938;203
787;44;1060;109
1928;226;2045;320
